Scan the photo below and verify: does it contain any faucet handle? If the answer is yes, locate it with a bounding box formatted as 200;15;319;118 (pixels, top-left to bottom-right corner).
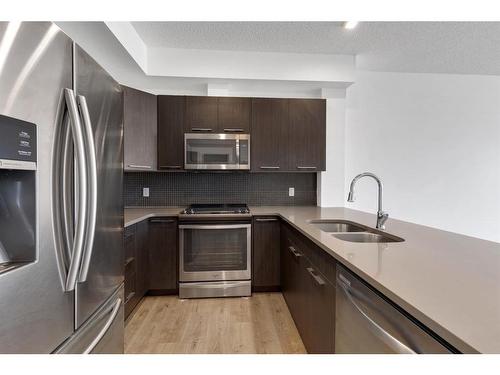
377;211;389;230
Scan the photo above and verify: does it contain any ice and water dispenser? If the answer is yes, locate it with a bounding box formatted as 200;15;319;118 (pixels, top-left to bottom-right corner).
0;114;37;273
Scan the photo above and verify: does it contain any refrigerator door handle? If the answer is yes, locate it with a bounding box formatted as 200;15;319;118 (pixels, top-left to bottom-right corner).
83;298;122;354
76;95;97;283
63;88;88;291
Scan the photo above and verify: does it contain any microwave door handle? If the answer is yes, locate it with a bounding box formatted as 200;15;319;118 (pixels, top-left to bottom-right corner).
77;95;97;282
63;88;88;292
338;281;416;354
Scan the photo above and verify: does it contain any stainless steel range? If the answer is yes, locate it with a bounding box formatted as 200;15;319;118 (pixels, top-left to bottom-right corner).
179;204;252;299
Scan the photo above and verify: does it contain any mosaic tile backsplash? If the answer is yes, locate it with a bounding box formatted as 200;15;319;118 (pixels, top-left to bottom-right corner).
124;172;317;207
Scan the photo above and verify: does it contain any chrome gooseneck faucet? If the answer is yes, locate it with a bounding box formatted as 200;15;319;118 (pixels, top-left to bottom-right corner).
347;172;389;230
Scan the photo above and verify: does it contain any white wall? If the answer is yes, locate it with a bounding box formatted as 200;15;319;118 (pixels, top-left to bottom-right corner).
147;47;355;83
317;89;346;207
344;70;500;242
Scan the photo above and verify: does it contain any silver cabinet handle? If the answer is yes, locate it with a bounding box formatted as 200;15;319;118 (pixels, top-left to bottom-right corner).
223;128;244;132
260;166;280;169
125;292;135;304
63;88;87;292
159;165;182;169
77;95;97;283
191;128;213;132
255;218;278;222
288;246;302;258
297;166;317;170
307;267;326;286
127;164;152;169
338;281;416;354
83;298;122;354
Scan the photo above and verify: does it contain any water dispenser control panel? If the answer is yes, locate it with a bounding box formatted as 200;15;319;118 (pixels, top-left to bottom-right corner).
0;114;37;170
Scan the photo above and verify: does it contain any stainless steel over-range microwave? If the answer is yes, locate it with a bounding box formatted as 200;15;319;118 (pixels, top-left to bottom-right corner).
184;133;250;170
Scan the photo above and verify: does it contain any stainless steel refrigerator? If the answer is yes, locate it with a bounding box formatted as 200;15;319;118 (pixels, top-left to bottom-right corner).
0;22;124;354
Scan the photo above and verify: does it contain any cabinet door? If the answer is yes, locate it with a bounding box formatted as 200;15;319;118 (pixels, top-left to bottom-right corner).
218;97;251;133
288;99;326;171
252;217;280;291
280;225;307;337
148;218;178;292
302;262;335;353
123;86;157;171
185;96;218;133
157;95;185;170
251;98;289;171
124;225;138;319
135;220;149;298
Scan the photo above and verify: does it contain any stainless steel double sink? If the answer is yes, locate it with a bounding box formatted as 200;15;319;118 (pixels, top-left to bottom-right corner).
308;219;404;243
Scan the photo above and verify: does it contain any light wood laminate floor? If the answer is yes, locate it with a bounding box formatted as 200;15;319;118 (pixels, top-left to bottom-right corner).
125;292;306;354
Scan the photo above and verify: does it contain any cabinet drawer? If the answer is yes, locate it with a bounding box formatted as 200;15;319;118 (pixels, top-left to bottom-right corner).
284;223;336;284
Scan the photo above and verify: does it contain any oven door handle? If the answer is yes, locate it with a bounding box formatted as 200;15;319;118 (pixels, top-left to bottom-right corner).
179;224;251;230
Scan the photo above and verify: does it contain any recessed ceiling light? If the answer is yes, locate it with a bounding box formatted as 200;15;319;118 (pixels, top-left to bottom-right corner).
344;21;359;30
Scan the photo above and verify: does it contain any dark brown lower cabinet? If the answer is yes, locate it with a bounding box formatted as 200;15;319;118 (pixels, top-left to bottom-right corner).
302;258;335;353
124;222;149;319
135;220;149;298
124;225;137;319
148;217;178;293
124;217;178;319
252;216;281;291
280;222;336;353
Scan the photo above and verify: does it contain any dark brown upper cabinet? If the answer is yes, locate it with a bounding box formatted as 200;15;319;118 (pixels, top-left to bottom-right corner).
288;99;326;172
218;97;251;133
185;96;218;133
123;86;157;171
251;98;289;171
157;95;185;170
185;96;251;133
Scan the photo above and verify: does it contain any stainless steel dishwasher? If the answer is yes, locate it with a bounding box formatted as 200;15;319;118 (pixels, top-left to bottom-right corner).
335;265;455;354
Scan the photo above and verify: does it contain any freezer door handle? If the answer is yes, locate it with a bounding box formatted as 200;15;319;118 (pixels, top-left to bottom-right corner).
63;88;88;292
77;95;97;283
338;279;416;354
83;298;122;354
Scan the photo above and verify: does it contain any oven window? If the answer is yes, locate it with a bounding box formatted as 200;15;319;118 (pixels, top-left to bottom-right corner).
182;227;248;272
185;138;238;165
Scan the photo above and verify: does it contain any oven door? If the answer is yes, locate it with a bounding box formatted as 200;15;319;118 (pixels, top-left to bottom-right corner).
179;224;251;282
184;133;250;170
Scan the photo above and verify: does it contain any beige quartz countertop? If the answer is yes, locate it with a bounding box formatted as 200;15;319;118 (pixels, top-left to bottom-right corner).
124;207;185;227
124;205;500;354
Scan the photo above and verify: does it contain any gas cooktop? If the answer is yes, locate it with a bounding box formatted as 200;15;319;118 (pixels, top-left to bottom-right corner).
182;203;250;215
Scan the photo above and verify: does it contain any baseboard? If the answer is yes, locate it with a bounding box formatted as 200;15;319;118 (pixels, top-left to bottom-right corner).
252;286;281;293
147;289;178;296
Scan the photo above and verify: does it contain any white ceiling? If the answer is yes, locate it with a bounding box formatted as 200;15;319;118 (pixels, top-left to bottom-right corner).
131;21;500;75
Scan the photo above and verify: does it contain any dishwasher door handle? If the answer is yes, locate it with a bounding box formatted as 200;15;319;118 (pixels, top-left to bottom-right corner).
338;281;416;354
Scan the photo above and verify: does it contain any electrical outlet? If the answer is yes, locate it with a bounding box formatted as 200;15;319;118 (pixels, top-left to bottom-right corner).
288;187;295;197
143;187;150;197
